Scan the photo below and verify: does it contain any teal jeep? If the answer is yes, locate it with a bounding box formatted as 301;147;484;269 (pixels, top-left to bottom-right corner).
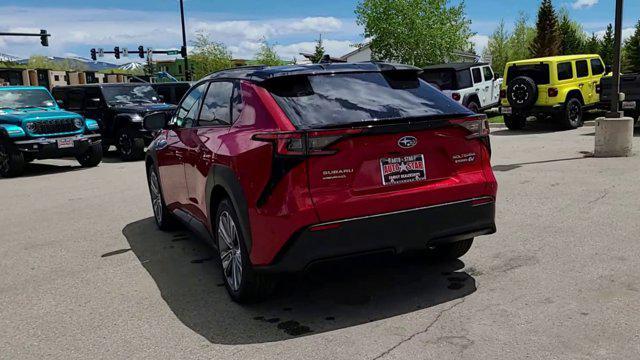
0;86;102;178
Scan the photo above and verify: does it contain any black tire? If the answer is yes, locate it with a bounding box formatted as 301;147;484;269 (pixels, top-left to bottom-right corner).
216;198;276;303
466;100;480;114
76;143;103;167
504;115;527;130
559;97;583;129
117;127;145;161
0;140;25;178
147;164;179;231
507;76;538;109
429;238;474;261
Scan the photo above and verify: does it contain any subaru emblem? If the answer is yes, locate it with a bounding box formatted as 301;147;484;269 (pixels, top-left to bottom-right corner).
398;136;417;149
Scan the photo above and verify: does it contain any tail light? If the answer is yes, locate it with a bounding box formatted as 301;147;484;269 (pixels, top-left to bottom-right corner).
499;89;506;99
252;129;363;157
450;115;491;156
451;92;461;101
548;87;559;97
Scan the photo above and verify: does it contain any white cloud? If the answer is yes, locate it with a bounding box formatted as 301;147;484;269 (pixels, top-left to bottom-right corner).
595;27;634;42
471;34;490;56
572;0;598;10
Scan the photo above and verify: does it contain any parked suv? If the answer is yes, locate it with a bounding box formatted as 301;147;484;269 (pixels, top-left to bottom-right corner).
500;55;608;130
421;62;502;113
0;86;102;178
143;63;498;302
52;84;176;161
599;73;640;125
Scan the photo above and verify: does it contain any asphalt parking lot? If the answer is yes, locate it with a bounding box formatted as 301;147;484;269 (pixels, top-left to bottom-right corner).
2;123;640;359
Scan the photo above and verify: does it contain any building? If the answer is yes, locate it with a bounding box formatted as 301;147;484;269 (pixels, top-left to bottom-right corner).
338;44;482;65
0;68;127;89
156;59;195;81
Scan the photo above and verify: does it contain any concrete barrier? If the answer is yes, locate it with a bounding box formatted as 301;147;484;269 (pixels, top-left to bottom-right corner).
594;117;634;157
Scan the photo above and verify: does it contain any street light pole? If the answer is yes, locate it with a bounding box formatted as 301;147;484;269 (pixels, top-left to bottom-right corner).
606;0;625;118
179;0;190;81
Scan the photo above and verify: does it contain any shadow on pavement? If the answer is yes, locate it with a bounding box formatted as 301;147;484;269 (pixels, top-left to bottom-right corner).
121;217;476;345
493;156;589;172
0;161;86;179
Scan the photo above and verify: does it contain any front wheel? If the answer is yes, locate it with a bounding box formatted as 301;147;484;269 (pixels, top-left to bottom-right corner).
147;165;179;230
428;238;474;261
216;198;276;303
76;143;103;167
0;141;25;178
117;128;145;161
504;115;527;130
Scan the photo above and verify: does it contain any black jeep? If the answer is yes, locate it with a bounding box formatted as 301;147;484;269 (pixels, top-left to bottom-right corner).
52;84;176;161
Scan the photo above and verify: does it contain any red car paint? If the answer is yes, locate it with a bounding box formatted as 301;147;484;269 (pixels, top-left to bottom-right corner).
151;66;497;268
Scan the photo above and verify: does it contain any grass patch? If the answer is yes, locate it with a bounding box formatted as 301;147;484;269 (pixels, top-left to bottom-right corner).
488;115;504;124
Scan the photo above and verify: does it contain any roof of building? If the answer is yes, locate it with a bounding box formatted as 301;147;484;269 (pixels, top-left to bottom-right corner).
422;62;488;71
203;62;421;83
339;43;372;60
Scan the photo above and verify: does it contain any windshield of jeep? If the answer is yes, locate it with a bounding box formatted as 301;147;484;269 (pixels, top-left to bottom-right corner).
506;64;550;85
102;85;160;105
421;69;473;91
0;89;56;109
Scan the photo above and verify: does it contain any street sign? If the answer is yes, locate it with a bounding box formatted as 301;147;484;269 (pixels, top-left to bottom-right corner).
166;50;180;55
97;48;104;58
123;48;129;57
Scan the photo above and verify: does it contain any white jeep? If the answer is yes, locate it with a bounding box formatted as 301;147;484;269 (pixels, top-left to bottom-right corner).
421;62;503;113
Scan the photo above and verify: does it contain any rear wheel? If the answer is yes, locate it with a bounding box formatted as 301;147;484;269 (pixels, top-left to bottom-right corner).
117;128;145;161
559;98;583;129
429;238;474;260
147;164;179;230
216;198;276;303
0;140;25;178
504;115;526;130
466;100;480;114
76;143;103;167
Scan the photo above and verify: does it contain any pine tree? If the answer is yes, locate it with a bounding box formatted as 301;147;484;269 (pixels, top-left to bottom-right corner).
486;19;510;76
310;34;325;63
558;10;586;55
529;0;561;58
600;24;615;67
509;12;536;61
585;33;601;54
623;20;640;73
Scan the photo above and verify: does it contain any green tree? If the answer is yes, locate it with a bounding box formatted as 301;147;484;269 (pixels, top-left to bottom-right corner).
600;24;615;67
309;35;325;63
355;0;473;67
585;33;601;54
623;20;640;73
190;31;234;80
255;39;285;66
530;0;561;57
558;9;586;55
508;12;536;61
485;19;510;76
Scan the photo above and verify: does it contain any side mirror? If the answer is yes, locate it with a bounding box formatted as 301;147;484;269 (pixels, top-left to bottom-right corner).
143;112;169;131
605;65;612;74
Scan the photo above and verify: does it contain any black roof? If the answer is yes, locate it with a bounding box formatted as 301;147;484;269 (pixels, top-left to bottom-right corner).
423;62;488;71
203;62;422;83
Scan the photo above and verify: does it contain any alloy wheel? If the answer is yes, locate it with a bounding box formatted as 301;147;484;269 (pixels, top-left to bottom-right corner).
218;211;242;291
149;171;163;224
568;103;581;125
0;145;8;173
119;133;132;156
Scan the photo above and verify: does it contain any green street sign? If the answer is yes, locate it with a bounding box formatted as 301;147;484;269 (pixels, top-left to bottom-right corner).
166;50;180;55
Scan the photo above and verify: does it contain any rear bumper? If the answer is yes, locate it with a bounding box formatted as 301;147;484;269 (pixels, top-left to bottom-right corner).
256;197;496;273
500;104;564;116
14;134;101;159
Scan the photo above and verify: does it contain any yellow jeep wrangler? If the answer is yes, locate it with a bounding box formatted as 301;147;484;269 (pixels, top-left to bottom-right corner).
500;55;609;130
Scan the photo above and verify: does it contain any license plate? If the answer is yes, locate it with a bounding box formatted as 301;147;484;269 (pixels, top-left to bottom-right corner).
380;154;426;186
56;137;75;149
622;101;637;110
501;107;512;115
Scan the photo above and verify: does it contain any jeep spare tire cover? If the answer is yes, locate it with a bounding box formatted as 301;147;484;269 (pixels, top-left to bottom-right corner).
507;76;538;109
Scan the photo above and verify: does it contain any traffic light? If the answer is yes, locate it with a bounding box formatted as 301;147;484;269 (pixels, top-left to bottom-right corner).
90;48;97;61
114;46;120;59
40;30;49;47
138;46;145;59
180;45;187;58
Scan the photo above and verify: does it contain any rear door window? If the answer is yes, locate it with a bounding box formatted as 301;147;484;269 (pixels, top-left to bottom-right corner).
506;64;550;85
456;70;473;88
472;68;483;84
576;60;589;78
420;70;455;91
266;72;471;129
557;62;574;81
482;66;494;82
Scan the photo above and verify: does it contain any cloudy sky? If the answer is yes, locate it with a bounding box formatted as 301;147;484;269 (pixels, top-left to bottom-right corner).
0;0;638;64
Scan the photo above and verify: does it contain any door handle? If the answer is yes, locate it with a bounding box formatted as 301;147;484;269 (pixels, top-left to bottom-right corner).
578;84;584;87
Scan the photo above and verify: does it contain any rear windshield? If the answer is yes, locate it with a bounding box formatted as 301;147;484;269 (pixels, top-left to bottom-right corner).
266;72;472;129
506;64;550;85
420;69;472;90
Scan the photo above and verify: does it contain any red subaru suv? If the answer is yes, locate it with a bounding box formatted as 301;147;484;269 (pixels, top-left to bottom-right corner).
143;63;497;303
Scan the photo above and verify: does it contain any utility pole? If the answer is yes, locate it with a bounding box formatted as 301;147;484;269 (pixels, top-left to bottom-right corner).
179;0;190;81
595;0;633;158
